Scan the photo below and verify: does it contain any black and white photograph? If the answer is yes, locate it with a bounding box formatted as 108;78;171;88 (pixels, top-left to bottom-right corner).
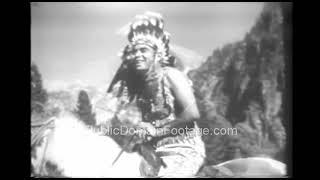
31;2;292;178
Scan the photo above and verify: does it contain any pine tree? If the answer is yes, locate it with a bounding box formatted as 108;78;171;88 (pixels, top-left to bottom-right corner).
75;90;96;126
31;62;48;113
188;2;287;162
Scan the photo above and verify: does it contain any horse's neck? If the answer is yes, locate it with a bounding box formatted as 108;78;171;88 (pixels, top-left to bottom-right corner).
39;114;142;177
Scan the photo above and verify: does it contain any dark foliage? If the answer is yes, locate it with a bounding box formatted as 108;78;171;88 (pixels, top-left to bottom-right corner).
188;2;287;164
31;62;48;113
75;90;96;126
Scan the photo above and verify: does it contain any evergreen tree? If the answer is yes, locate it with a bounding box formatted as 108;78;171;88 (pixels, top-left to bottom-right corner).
31;62;48;113
188;2;287;163
75;90;96;126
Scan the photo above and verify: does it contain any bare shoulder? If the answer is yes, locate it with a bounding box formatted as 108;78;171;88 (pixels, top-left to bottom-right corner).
163;67;192;87
162;67;199;119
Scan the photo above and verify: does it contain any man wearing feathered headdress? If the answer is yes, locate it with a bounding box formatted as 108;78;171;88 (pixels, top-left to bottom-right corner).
108;11;205;177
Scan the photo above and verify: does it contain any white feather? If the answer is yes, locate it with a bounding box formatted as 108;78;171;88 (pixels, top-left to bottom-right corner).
150;18;156;26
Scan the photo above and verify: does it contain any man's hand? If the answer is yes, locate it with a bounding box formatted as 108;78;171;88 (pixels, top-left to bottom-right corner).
136;122;157;141
136;122;170;140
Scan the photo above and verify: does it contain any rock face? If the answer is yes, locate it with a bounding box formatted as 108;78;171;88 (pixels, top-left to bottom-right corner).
188;2;288;165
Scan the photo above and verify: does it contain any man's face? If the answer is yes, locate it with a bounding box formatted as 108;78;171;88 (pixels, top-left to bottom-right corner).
132;44;156;71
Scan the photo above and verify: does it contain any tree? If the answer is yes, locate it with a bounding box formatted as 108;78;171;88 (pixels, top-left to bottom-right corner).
31;62;48;113
75;90;96;126
188;2;286;163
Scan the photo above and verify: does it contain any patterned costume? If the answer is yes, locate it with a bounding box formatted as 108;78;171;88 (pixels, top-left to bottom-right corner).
108;11;205;177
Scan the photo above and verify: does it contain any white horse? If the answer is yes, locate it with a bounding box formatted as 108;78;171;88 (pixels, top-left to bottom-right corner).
210;157;287;177
31;112;287;178
31;112;143;178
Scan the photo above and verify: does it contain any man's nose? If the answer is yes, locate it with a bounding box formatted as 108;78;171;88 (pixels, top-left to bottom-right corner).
135;50;143;57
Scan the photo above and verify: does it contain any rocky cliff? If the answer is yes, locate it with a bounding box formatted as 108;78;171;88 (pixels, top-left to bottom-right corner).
188;2;288;164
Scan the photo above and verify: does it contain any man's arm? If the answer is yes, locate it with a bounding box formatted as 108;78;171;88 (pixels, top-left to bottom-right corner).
138;68;200;137
160;68;200;130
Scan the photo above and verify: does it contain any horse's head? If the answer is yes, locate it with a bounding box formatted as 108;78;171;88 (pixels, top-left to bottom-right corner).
31;112;143;177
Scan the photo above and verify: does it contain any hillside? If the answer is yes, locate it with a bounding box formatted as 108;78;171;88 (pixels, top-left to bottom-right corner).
31;3;290;175
188;2;287;164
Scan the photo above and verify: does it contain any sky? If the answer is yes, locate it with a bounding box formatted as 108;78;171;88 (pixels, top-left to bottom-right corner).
31;2;264;92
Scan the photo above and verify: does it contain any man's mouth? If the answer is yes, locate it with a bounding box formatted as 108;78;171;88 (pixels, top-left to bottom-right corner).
135;58;146;66
135;58;145;62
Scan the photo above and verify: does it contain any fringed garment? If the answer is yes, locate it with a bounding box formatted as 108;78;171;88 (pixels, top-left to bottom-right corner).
137;67;205;177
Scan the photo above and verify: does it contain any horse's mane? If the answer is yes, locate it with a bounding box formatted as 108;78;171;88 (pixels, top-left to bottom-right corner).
32;112;142;177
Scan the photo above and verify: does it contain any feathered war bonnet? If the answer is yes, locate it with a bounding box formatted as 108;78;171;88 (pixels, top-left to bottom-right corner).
122;11;175;67
107;12;176;101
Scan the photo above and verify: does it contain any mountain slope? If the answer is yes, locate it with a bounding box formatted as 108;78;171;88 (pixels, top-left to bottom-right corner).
188;2;287;164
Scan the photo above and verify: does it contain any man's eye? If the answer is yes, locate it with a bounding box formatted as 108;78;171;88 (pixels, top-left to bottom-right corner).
141;49;147;53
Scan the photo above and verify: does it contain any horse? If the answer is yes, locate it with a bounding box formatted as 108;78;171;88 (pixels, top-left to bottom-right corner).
197;157;287;178
31;112;143;178
31;112;287;178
